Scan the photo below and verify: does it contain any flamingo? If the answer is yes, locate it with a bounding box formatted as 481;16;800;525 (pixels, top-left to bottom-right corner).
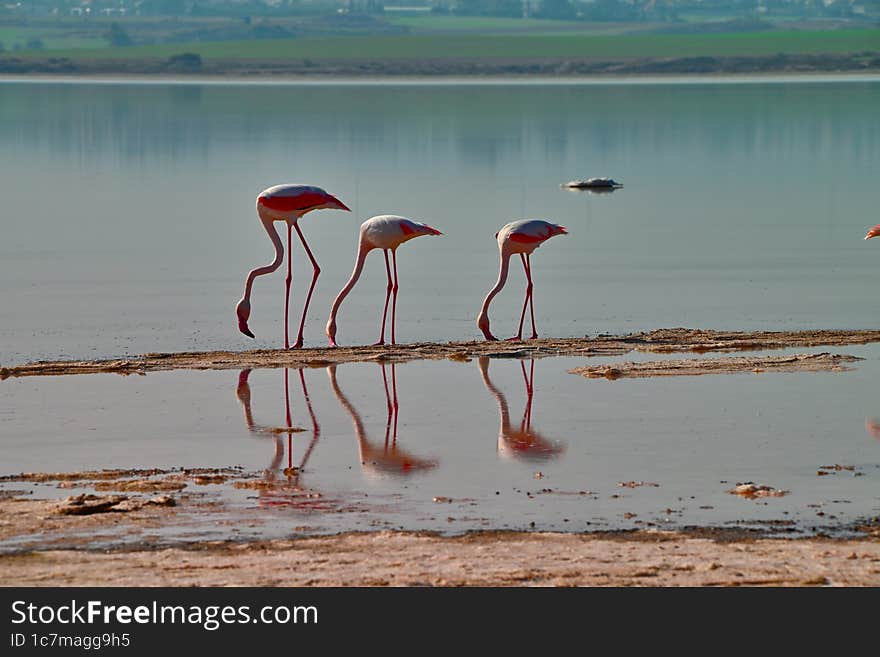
477;357;565;461
236;368;328;509
236;184;350;349
326;215;442;347
477;219;567;342
865;224;880;240
327;363;437;477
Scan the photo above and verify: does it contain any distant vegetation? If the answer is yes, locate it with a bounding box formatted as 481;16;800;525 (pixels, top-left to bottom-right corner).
0;0;878;74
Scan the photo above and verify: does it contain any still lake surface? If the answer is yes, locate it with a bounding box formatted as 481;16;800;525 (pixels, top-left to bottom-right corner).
1;78;879;361
1;78;879;541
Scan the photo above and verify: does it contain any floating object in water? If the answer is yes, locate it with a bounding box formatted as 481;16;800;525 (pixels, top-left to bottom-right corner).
562;177;623;190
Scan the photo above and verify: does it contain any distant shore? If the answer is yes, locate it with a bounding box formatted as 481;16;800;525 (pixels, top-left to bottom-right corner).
2;52;879;78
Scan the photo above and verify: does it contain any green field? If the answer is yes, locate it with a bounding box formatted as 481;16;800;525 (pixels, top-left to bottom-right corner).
385;16;592;32
0;27;105;51
17;28;879;61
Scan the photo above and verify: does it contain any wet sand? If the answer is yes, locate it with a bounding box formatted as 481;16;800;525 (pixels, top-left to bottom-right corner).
5;328;880;379
571;352;861;379
4;527;880;587
2;474;879;586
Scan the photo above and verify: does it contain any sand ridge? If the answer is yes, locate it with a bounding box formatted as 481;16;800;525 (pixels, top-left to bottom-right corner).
4;328;880;379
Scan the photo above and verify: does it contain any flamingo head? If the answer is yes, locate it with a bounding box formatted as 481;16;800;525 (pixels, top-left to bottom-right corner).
326;317;338;348
477;311;496;342
236;299;254;339
865;224;880;240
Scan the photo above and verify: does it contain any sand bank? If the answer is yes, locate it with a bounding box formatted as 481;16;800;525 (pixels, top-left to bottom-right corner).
571;352;861;379
4;328;880;379
4;528;880;587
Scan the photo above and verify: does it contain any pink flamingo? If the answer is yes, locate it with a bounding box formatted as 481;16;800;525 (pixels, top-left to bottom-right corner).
478;356;565;461
477;219;567;342
236;184;350;349
865;224;880;240
326;215;442;347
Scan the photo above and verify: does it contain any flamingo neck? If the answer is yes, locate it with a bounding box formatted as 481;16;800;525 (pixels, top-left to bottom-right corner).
479;250;512;321
242;215;284;302
478;358;511;436
327;241;372;328
326;366;368;455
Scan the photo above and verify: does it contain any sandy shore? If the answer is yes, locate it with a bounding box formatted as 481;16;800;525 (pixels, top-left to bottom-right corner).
570;352;861;379
4;530;880;587
4;328;880;379
2;482;879;586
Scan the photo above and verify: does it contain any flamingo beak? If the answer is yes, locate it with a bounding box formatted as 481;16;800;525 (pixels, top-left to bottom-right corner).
329;195;351;212
239;320;254;339
865;226;880;240
557;225;568;235
425;225;443;236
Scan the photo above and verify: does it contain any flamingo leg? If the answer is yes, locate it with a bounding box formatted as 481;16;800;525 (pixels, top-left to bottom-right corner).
508;254;530;341
391;362;399;444
521;360;535;431
284;224;293;350
375;250;393;346
295;369;321;484
381;363;393;448
391;250;400;345
291;223;321;349
525;254;537;339
284;368;292;470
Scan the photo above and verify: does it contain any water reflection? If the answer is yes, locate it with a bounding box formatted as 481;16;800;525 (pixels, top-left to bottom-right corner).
478;357;565;461
235;368;329;508
327;363;437;478
562;186;620;196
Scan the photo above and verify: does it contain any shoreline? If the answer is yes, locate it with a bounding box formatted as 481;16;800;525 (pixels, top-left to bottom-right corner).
3;71;880;86
4;529;880;586
1;53;878;80
5;328;880;379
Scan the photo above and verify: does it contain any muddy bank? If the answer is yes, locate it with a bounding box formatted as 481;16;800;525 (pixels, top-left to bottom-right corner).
4;328;880;379
3;530;880;586
571;352;861;379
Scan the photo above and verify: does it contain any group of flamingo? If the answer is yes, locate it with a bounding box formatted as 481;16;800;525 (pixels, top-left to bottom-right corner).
237;184;880;349
235;184;566;348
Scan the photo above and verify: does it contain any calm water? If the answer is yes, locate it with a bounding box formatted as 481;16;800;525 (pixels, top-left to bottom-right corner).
1;78;879;363
2;347;880;545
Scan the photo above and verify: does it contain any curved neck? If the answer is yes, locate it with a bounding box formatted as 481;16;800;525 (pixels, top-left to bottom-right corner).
478;357;511;435
326;366;368;455
328;241;371;326
242;215;284;302
479;250;512;320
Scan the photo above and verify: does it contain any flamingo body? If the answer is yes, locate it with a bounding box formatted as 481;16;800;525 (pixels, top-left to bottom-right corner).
236;184;349;349
326;215;442;347
256;184;348;219
477;219;567;342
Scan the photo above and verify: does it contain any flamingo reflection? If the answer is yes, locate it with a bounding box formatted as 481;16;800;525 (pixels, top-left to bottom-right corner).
327;363;437;477
478;357;565;461
236;368;329;508
866;418;880;442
